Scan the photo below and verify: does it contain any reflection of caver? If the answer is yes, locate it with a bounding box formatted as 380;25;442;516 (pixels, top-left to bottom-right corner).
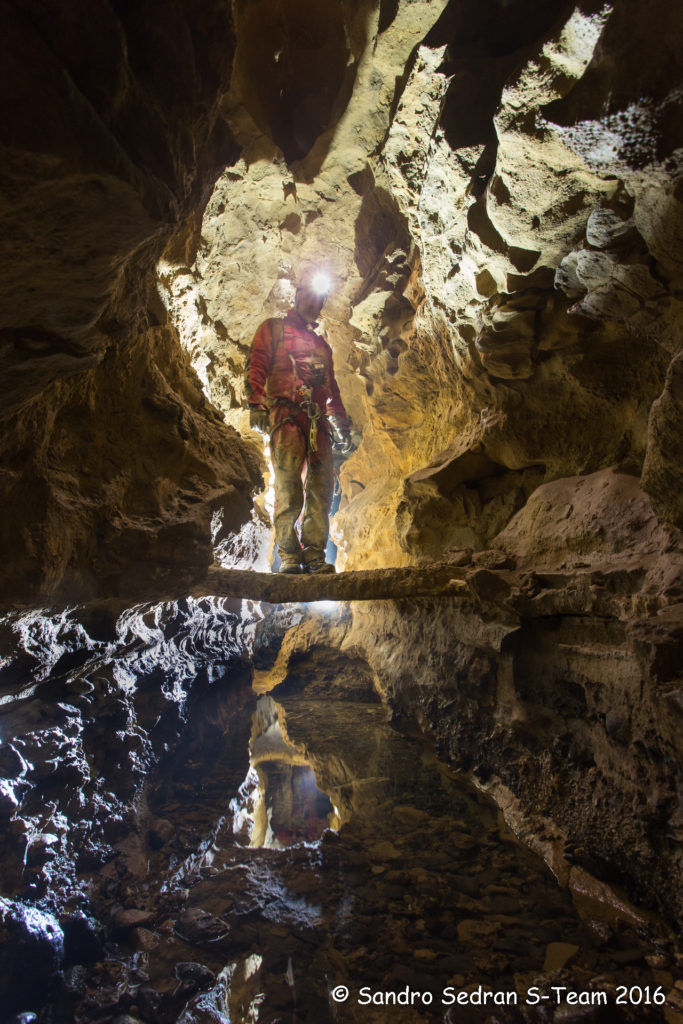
246;276;351;574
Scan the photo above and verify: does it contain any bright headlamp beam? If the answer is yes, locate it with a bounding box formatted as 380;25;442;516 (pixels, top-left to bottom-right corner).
311;272;331;296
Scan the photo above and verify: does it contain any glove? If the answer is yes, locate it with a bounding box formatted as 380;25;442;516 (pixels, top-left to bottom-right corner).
335;429;353;455
330;416;354;455
249;405;269;433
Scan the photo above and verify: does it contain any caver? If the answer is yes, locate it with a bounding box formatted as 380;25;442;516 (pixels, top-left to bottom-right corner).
246;273;352;573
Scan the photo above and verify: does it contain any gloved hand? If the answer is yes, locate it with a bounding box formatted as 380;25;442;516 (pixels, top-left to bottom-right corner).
335;429;353;455
330;416;354;455
249;405;269;433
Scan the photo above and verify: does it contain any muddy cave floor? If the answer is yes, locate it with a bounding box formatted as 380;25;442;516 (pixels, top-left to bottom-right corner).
0;596;681;1024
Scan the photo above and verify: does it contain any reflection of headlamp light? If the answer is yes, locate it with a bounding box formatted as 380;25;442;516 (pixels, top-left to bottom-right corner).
311;272;331;296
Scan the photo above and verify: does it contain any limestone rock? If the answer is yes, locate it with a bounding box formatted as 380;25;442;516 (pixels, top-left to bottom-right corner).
0;0;261;606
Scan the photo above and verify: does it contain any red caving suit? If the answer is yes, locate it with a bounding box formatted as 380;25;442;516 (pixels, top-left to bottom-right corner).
246;308;349;566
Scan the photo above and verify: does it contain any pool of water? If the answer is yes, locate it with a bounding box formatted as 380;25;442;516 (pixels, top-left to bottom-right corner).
0;600;677;1024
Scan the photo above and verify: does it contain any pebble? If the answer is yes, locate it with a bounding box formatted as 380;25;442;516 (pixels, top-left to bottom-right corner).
554;1003;602;1023
176;907;229;944
392;805;429;825
667;987;683;1012
131;927;158;951
175;961;216;986
368;840;401;860
112;909;153;932
413;948;438;961
645;952;671;968
457;919;499;942
543;942;580;971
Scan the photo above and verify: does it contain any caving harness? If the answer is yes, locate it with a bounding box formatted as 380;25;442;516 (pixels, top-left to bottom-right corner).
265;317;329;455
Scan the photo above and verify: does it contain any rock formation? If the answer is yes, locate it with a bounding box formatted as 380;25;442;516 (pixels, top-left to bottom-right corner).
1;0;263;607
1;0;682;1021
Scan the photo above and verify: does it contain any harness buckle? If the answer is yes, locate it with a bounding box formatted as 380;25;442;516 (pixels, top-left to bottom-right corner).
300;398;321;452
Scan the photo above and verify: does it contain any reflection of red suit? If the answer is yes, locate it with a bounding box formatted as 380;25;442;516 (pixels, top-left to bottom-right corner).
246;309;349;564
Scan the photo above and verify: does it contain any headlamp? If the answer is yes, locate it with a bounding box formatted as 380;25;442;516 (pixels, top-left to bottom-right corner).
311;271;331;296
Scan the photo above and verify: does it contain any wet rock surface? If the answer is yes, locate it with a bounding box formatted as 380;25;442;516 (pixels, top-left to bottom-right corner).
341;472;683;931
0;597;681;1024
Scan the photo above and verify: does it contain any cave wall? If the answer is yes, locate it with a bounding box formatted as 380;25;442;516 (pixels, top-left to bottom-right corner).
347;586;683;923
333;467;683;926
2;0;682;596
155;0;683;579
0;0;263;606
340;0;683;566
0;6;682;1013
1;0;681;902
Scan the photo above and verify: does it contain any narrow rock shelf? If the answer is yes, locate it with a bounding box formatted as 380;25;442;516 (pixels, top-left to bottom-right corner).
191;563;471;603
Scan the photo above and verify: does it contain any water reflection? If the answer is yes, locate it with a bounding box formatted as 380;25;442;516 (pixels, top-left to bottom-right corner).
0;602;675;1024
248;695;336;848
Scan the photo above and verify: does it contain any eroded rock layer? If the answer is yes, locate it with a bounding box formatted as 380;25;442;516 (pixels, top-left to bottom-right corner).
3;0;683;593
163;0;683;576
1;0;263;606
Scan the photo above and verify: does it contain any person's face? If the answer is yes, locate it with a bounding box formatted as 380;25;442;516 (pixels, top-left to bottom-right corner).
295;287;325;324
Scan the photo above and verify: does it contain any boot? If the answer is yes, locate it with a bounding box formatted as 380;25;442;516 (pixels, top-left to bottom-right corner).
278;555;302;574
304;558;336;574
